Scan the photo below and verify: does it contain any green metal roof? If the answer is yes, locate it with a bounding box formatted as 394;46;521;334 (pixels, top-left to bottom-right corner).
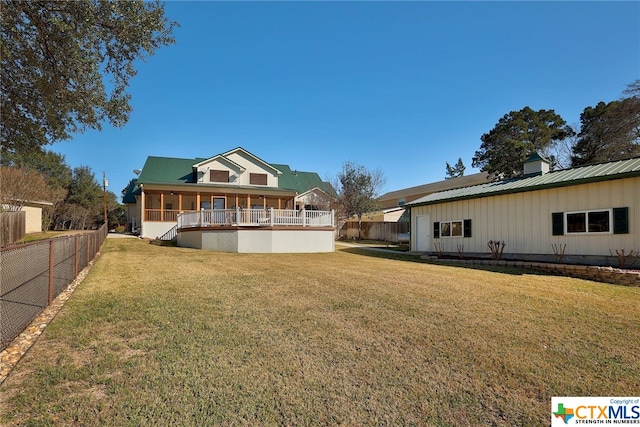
136;156;206;185
406;156;640;208
523;152;550;164
122;179;139;204
133;155;335;196
271;163;337;196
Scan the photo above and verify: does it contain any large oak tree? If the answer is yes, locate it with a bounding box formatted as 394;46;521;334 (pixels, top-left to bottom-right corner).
1;0;177;154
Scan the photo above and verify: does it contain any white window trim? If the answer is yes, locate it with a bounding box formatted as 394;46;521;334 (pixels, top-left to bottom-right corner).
565;208;612;235
440;219;464;238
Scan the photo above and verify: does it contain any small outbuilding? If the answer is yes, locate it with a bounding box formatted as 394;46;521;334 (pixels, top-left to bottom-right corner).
406;154;640;266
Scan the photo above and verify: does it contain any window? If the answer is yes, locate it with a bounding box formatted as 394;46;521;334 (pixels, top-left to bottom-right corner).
566;209;611;234
250;173;268;185
164;203;173;210
210;170;229;183
434;219;471;238
440;220;462;237
213;197;225;210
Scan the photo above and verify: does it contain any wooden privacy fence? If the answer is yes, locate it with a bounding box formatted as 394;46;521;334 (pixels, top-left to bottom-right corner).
0;224;108;351
340;221;410;242
0;211;26;247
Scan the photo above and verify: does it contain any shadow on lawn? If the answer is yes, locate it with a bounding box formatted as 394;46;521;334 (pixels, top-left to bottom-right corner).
337;246;557;277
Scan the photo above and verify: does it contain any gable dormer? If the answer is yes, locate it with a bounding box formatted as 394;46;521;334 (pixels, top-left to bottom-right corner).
192;147;283;187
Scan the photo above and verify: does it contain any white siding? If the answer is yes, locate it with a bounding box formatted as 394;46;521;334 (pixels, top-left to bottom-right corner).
22;205;43;233
411;177;639;257
195;151;280;188
142;221;176;240
224;151;279;187
178;228;335;253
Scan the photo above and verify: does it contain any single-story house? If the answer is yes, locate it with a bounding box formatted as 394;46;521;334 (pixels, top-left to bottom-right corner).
406;154;640;266
1;199;53;233
378;171;491;209
123;147;337;253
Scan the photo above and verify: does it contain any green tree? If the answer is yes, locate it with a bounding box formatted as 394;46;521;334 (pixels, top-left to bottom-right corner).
445;157;465;179
570;81;640;166
107;192;127;230
472;107;574;178
336;161;385;240
56;166;103;230
1;0;177;154
1;149;72;189
1;149;72;229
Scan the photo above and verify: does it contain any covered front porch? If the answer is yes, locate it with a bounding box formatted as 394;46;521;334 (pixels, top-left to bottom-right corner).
138;185;298;239
142;189;296;223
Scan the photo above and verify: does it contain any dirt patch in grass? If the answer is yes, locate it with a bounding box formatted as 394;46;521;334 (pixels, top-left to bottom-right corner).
1;238;638;425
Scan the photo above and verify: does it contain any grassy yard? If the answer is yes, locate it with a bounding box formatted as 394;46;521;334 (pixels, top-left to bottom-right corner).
14;230;87;244
1;238;638;426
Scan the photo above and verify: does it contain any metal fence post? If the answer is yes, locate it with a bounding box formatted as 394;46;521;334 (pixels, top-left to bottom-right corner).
48;239;54;306
74;234;79;277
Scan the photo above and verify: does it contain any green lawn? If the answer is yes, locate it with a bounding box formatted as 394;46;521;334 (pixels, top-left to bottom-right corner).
1;238;638;426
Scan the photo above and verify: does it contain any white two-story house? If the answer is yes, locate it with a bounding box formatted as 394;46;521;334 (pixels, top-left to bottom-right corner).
123;147;337;252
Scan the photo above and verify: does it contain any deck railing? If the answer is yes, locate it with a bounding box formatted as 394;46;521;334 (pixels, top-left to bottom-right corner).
145;209;180;222
177;208;334;229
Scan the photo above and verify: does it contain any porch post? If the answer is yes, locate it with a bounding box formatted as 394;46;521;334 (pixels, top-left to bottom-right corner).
247;194;251;209
160;192;164;222
178;193;183;212
278;198;281;209
270;207;274;226
302;208;306;227
196;193;201;210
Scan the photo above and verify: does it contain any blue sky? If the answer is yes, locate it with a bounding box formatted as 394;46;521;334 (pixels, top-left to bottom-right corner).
51;1;640;200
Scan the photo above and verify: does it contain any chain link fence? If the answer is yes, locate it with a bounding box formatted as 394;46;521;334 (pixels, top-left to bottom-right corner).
0;225;107;351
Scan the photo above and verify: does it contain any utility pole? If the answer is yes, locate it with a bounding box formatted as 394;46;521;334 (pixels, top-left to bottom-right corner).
103;172;109;226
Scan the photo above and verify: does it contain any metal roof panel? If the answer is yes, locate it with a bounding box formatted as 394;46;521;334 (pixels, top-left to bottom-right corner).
406;157;640;207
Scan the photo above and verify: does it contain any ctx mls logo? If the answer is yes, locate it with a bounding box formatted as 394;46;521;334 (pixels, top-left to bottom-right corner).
553;403;575;424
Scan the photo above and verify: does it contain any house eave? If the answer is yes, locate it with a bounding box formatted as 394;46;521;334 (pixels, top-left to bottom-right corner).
138;182;297;196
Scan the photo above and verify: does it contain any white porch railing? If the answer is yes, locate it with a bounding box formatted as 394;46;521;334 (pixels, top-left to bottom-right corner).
177;208;334;229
